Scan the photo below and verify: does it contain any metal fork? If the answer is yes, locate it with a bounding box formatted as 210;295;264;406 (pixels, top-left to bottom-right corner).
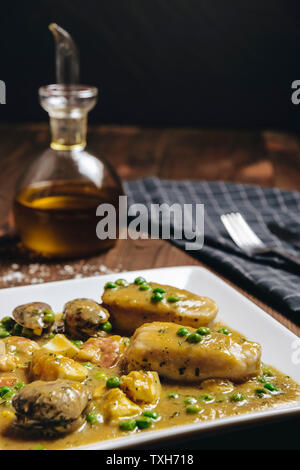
220;212;300;269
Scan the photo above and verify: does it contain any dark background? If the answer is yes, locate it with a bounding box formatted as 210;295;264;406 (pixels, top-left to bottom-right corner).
1;0;300;129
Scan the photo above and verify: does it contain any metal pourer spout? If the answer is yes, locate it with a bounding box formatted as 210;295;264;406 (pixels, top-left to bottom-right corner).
49;23;80;84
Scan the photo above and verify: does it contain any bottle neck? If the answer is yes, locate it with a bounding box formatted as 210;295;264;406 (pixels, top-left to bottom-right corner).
49;114;87;150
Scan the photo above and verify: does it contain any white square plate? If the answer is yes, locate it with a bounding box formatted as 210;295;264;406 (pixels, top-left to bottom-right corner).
0;266;299;449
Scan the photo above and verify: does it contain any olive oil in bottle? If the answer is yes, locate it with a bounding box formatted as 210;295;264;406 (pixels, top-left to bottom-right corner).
14;181;120;258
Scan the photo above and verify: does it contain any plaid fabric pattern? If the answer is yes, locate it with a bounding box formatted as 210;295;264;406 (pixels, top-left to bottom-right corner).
125;177;300;315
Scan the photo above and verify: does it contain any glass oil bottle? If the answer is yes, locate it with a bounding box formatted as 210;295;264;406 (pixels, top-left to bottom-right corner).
13;24;123;258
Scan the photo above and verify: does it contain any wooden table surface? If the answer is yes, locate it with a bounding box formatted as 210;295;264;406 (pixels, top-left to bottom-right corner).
0;123;299;449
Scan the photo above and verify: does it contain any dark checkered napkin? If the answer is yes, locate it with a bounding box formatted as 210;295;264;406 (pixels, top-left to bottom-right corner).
125;178;300;315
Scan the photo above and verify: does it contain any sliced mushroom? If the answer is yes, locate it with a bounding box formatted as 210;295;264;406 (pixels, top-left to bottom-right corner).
12;302;55;335
12;379;91;436
63;298;109;339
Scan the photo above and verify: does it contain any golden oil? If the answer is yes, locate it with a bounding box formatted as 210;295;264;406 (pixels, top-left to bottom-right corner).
13;180;120;258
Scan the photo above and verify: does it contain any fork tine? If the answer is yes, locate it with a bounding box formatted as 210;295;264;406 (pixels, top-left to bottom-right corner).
220;214;248;249
221;212;264;253
226;213;253;250
232;213;264;247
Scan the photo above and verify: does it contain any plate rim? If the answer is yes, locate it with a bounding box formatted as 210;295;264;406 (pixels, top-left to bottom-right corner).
0;265;299;449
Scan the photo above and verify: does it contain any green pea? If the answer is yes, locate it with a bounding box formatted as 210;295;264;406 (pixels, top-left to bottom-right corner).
139;284;151;291
0;329;11;339
15;382;25;390
151;292;164;302
167;295;180;303
184;396;197;405
13;324;23;335
264;383;279;392
48;333;56;340
218;328;231;335
196;327;211;336
82;362;93;369
167;392;179;399
199;393;214;403
30;445;45;450
230;392;247;402
186;404;201;414
0;386;14;399
115;279;128;287
186;333;202;344
73;340;83;347
176;327;189;337
152;287;166;294
86;412;98;424
105;282;117;289
120;419;137;431
1;316;15;331
136;416;152;429
255;388;268;398
106;376;121;389
101;321;112;333
134;277;147;285
43;310;55;324
94;371;107;381
143;410;159;419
